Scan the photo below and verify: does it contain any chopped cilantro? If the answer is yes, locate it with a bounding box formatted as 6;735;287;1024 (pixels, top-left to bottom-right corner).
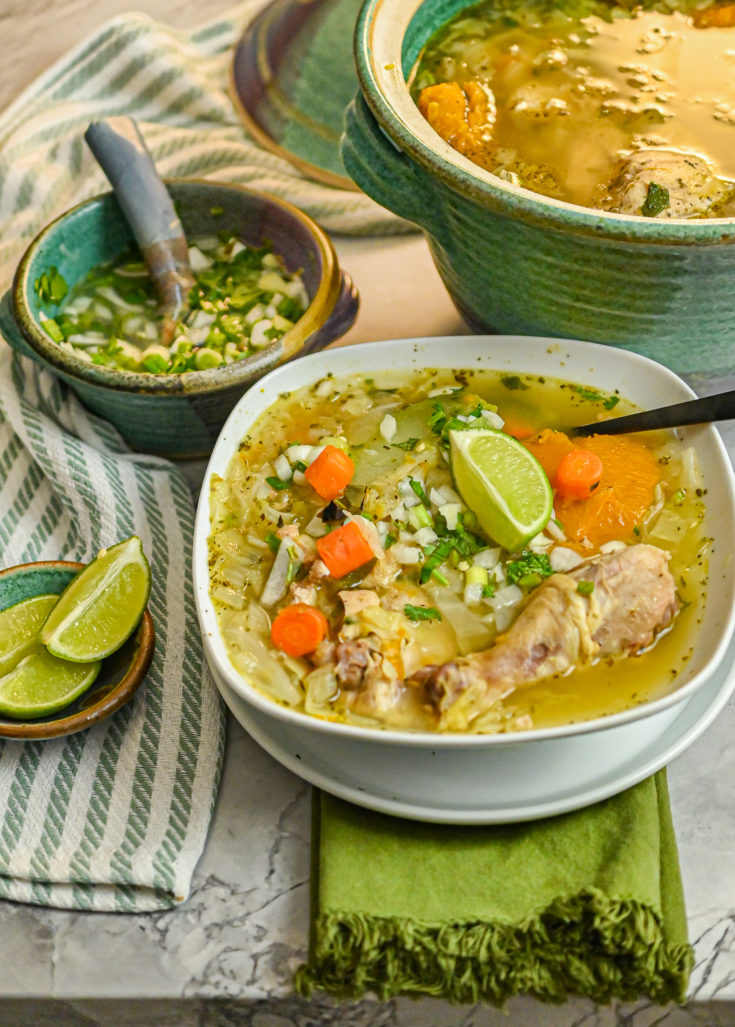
576;580;594;596
409;477;430;507
506;551;553;586
603;395;620;411
404;604;442;622
641;182;670;218
481;582;496;598
392;437;420;451
265;532;280;554
419;538;453;583
384;533;397;548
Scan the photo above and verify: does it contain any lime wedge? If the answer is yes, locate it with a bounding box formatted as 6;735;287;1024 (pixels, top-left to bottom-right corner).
0;648;100;720
0;593;58;677
41;536;151;662
449;428;553;551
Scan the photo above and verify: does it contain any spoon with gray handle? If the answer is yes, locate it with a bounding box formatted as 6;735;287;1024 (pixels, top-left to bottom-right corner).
573;388;735;435
84;116;195;344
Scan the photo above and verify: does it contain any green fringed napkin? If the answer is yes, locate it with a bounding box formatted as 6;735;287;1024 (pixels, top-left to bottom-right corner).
295;770;693;1006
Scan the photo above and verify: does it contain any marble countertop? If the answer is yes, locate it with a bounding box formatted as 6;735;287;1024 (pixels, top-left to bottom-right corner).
1;4;734;1025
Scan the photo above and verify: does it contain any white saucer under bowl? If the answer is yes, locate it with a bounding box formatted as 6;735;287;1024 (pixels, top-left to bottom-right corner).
194;335;735;823
212;634;735;823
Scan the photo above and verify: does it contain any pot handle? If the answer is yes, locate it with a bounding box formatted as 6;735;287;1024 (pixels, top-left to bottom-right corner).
0;291;39;362
301;270;359;354
341;94;438;231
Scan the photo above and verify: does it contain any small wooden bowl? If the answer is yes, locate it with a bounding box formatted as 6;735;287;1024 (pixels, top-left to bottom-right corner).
0;560;155;740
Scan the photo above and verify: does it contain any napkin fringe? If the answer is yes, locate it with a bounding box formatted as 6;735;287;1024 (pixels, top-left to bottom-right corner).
294;886;693;1006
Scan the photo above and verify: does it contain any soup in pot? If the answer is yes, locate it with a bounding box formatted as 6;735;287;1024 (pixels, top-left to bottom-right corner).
411;0;735;216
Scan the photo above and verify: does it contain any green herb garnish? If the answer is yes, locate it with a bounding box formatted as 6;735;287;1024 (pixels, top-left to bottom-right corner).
506;551;553;586
266;475;291;491
576;580;594;595
409;478;431;507
641;182;670;218
392;437;420;451
404;604;442;622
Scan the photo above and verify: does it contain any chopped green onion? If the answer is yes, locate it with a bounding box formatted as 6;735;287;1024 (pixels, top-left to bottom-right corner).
266;475;291;491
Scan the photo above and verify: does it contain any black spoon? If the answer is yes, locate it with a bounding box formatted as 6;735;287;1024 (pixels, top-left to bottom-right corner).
573;388;735;435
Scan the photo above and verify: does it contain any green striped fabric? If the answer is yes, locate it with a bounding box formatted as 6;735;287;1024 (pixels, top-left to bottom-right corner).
0;349;226;911
0;0;401;911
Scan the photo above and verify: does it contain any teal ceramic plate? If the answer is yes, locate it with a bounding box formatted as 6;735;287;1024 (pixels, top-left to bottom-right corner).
230;0;363;189
0;561;155;740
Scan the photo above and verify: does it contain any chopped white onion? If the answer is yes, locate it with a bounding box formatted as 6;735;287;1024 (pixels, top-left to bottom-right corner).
273;453;292;481
380;414;397;442
464;583;485;605
599;540;626;554
391;544;422;564
439;503;461;530
414;526;439;546
250;320;273;349
481;409;505;429
549;547;584;572
285;444;313;465
260;541;299;606
472;548;501;569
545;516;567;541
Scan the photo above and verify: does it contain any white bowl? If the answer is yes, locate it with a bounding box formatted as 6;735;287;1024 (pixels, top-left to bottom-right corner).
193;335;735;822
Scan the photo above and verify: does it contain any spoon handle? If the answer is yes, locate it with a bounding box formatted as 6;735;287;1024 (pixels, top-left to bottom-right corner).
84;117;195;332
574;388;735;435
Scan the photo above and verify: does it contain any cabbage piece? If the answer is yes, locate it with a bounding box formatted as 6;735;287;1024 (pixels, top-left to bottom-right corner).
425;584;495;654
219;613;303;706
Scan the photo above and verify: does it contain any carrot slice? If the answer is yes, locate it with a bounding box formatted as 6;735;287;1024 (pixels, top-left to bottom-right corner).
316;520;375;578
555;449;604;500
502;418;535;440
305;445;355;501
270;603;328;657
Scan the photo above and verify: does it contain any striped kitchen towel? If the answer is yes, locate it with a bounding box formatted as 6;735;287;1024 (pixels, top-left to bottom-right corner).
0;0;396;911
0;347;225;912
0;0;403;287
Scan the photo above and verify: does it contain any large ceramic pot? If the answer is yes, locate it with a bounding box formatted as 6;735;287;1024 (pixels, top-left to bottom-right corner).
341;0;735;378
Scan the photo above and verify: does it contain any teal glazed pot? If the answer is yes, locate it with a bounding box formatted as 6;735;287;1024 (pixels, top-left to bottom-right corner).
2;180;358;458
342;0;735;378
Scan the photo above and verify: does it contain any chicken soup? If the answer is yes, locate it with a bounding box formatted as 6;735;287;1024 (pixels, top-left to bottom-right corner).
207;368;707;733
411;0;735;216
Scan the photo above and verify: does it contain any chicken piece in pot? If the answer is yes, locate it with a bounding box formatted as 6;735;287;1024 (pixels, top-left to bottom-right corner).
414;543;678;730
602;148;734;218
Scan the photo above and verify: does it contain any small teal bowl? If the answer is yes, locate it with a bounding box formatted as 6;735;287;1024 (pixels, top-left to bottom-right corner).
1;180;358;458
0;561;154;740
342;0;735;378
